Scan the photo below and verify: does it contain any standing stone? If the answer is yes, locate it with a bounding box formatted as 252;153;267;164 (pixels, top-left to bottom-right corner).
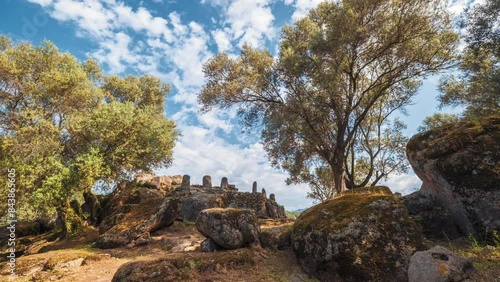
252;181;257;193
181;175;190;190
203;175;212;189
262;188;267;199
221;177;228;189
270;193;276;202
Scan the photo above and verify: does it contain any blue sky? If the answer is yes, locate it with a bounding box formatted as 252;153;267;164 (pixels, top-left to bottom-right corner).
0;0;481;210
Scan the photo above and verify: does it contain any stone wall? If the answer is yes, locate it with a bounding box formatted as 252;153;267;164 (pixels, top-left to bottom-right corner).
134;174;287;219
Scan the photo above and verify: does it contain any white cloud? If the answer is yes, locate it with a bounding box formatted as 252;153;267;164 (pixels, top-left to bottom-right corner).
380;173;422;195
26;0;53;7
91;32;139;73
447;0;486;16
211;28;231;52
203;0;276;49
284;0;322;21
51;0;115;38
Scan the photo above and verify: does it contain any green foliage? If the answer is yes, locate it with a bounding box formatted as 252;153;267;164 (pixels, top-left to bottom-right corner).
438;0;500;118
0;36;178;225
199;0;458;195
417;113;460;132
285;211;301;220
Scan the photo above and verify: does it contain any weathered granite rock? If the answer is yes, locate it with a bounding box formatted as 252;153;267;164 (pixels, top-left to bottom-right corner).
408;246;473;282
200;238;220;252
81;191;103;227
96;183;181;248
112;260;180;282
402;191;462;239
226;190;285;219
291;186;425;282
181;174;190;190
270;193;276;201
134;174;177;192
196;208;260;249
405;116;500;238
220;177;229;189
202;175;212;189
260;224;292;251
112;249;255;282
179;192;224;222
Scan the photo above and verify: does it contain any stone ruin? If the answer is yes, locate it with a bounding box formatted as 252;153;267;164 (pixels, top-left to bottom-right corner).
134;173;286;220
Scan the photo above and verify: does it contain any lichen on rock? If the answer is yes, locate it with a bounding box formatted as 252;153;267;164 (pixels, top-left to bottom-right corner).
405;116;500;239
291;186;425;282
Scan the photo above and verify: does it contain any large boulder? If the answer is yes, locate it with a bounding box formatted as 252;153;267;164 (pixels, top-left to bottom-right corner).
408;246;474;282
405;116;500;238
291;186;425;282
96;183;181;248
179;191;225;222
195;208;261;250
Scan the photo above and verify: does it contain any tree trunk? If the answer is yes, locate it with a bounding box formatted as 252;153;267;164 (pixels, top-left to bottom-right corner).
56;205;69;239
331;162;348;194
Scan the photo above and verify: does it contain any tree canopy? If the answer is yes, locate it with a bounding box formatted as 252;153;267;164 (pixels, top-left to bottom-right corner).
199;0;458;196
438;0;500;118
0;36;177;232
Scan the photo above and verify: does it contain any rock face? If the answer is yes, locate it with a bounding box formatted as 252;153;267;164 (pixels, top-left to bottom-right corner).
405;116;500;239
96;182;181;248
408;246;473;282
81;191;103;227
134;173;182;193
179;192;224;222
196;208;261;250
260;224;292;251
291;186;425;282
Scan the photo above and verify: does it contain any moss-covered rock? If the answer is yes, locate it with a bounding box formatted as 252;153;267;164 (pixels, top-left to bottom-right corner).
196;208;260;250
112;249;256;282
291;186;425;282
95;184;181;249
405;116;500;238
260;224;292;251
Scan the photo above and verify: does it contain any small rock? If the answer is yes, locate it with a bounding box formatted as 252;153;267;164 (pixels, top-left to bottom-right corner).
200;238;220;252
408;246;474;282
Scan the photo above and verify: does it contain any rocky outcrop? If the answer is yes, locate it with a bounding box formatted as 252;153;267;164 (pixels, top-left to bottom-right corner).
134;173;183;193
405;116;500;239
196;208;261;250
81;191;103;227
96;182;181;248
95;175;287;248
291;186;425;282
408;246;474;282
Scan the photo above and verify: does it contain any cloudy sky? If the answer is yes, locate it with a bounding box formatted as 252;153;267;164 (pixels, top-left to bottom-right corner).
0;0;482;210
